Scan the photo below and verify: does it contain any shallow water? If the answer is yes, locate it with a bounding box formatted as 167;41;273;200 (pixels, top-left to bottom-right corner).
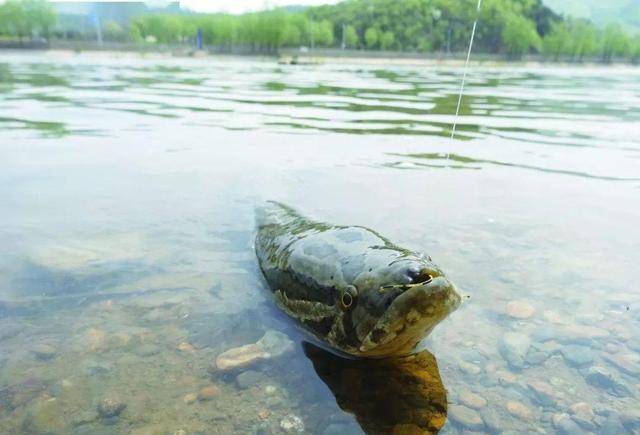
1;52;639;434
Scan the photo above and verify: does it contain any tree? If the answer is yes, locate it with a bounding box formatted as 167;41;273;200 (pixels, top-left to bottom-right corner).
103;20;125;42
364;27;379;49
380;30;395;50
542;21;569;61
311;20;333;47
601;23;630;63
344;24;358;48
502;13;541;59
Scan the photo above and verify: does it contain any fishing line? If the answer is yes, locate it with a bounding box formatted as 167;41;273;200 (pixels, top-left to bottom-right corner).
448;0;483;155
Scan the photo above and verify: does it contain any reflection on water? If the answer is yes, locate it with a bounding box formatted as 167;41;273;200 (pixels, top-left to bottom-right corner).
1;53;639;434
303;343;447;434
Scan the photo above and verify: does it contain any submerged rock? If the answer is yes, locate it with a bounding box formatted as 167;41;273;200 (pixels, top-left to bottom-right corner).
560;345;593;367
505;400;532;420
236;370;264;389
214;330;294;372
527;380;557;407
499;332;531;370
458;390;487;410
552;413;584;434
197;385;219;401
31;343;57;361
448;404;484;430
280;414;305;433
584;366;631;397
603;353;640;376
506;300;535;319
97;398;126;419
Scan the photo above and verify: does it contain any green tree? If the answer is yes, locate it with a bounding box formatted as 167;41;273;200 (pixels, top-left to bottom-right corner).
600;23;630;63
344;24;358;48
502;13;541;59
311;20;334;47
364;27;379;49
103;20;125;42
380;30;395;50
542;21;570;61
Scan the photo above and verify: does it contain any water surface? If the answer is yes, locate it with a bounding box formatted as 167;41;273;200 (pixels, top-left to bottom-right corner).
1;52;639;434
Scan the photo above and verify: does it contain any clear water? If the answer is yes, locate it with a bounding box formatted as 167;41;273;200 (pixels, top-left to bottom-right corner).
1;52;639;434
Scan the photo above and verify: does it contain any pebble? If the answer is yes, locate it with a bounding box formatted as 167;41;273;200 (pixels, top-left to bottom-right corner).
280;414;305;433
584;366;631;397
97;398;126;418
257;409;270;421
564;324;609;339
505;400;532;420
197;385;219;401
264;385;277;394
599;413;626;435
499;332;530;370
448;404;484;430
527;380;556;406
560;345;593;367
602;353;640;376
458;390;487;409
552;413;583;434
458;361;481;375
31;344;56;361
569;402;595;430
136;344;160;357
177;342;195;352
215;330;294;372
183;393;197;405
236;370;264;389
506;300;535;319
497;370;517;386
543;310;563;324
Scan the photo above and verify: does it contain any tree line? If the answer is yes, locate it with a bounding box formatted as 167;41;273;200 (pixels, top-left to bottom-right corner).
1;0;639;63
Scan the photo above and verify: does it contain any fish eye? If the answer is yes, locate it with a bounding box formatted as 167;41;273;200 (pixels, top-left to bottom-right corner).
407;268;434;284
341;285;358;309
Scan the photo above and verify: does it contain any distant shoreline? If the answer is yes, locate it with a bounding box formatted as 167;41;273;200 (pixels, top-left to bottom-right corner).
1;46;638;69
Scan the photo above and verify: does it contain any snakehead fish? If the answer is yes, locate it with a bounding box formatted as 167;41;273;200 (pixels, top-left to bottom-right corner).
255;202;461;358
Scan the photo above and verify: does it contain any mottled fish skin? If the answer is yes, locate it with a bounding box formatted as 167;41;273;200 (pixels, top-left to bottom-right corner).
255;201;461;358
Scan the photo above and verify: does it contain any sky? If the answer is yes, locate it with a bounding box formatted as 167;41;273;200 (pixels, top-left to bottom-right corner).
49;0;341;14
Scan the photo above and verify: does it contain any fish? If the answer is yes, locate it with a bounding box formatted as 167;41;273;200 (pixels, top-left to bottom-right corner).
255;201;461;358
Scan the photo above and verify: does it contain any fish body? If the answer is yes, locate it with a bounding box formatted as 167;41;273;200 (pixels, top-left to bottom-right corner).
255;202;460;358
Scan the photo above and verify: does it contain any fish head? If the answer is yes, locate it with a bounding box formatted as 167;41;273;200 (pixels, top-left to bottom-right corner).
348;257;461;357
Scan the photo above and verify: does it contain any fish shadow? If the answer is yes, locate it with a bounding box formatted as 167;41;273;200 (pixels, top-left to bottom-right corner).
302;342;448;434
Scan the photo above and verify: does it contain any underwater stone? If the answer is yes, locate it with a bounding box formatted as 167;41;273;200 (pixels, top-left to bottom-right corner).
97;398;126;418
280;414;305;433
31;343;56;361
560;345;594;367
236;370;264;389
599;413;626;435
505;400;533;420
527;381;556;407
448;404;484;430
552;413;584;434
584;366;631;397
458;390;487;410
197;385;219;401
215;330;294;372
602;353;640;376
506;300;535;319
499;332;530;370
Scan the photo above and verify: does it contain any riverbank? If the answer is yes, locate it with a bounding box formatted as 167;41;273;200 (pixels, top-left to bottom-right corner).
1;46;638;69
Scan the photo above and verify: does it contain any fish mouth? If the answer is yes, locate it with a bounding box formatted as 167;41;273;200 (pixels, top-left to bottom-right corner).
358;277;461;357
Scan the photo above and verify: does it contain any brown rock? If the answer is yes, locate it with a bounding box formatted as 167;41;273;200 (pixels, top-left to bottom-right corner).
197;385;219;401
569;402;594;421
215;343;268;371
183;393;197;405
497;370;517;386
506;401;533;420
258;409;270;420
507;300;535;319
177;342;195;353
527;380;557;406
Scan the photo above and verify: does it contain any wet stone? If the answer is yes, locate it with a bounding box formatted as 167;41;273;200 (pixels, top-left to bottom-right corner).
602;353;640;376
527;380;556;406
499;332;531;370
553;413;584;434
214;330;294;372
197;385;219;401
458;390;487;410
135;344;161;357
31;343;56;361
560;345;593;367
505;400;532;420
280;414;305;433
97;398;126;419
183;393;197;405
448;405;484;430
236;370;264;389
569;402;596;431
584;366;631;397
506;300;535;319
599;413;626;435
